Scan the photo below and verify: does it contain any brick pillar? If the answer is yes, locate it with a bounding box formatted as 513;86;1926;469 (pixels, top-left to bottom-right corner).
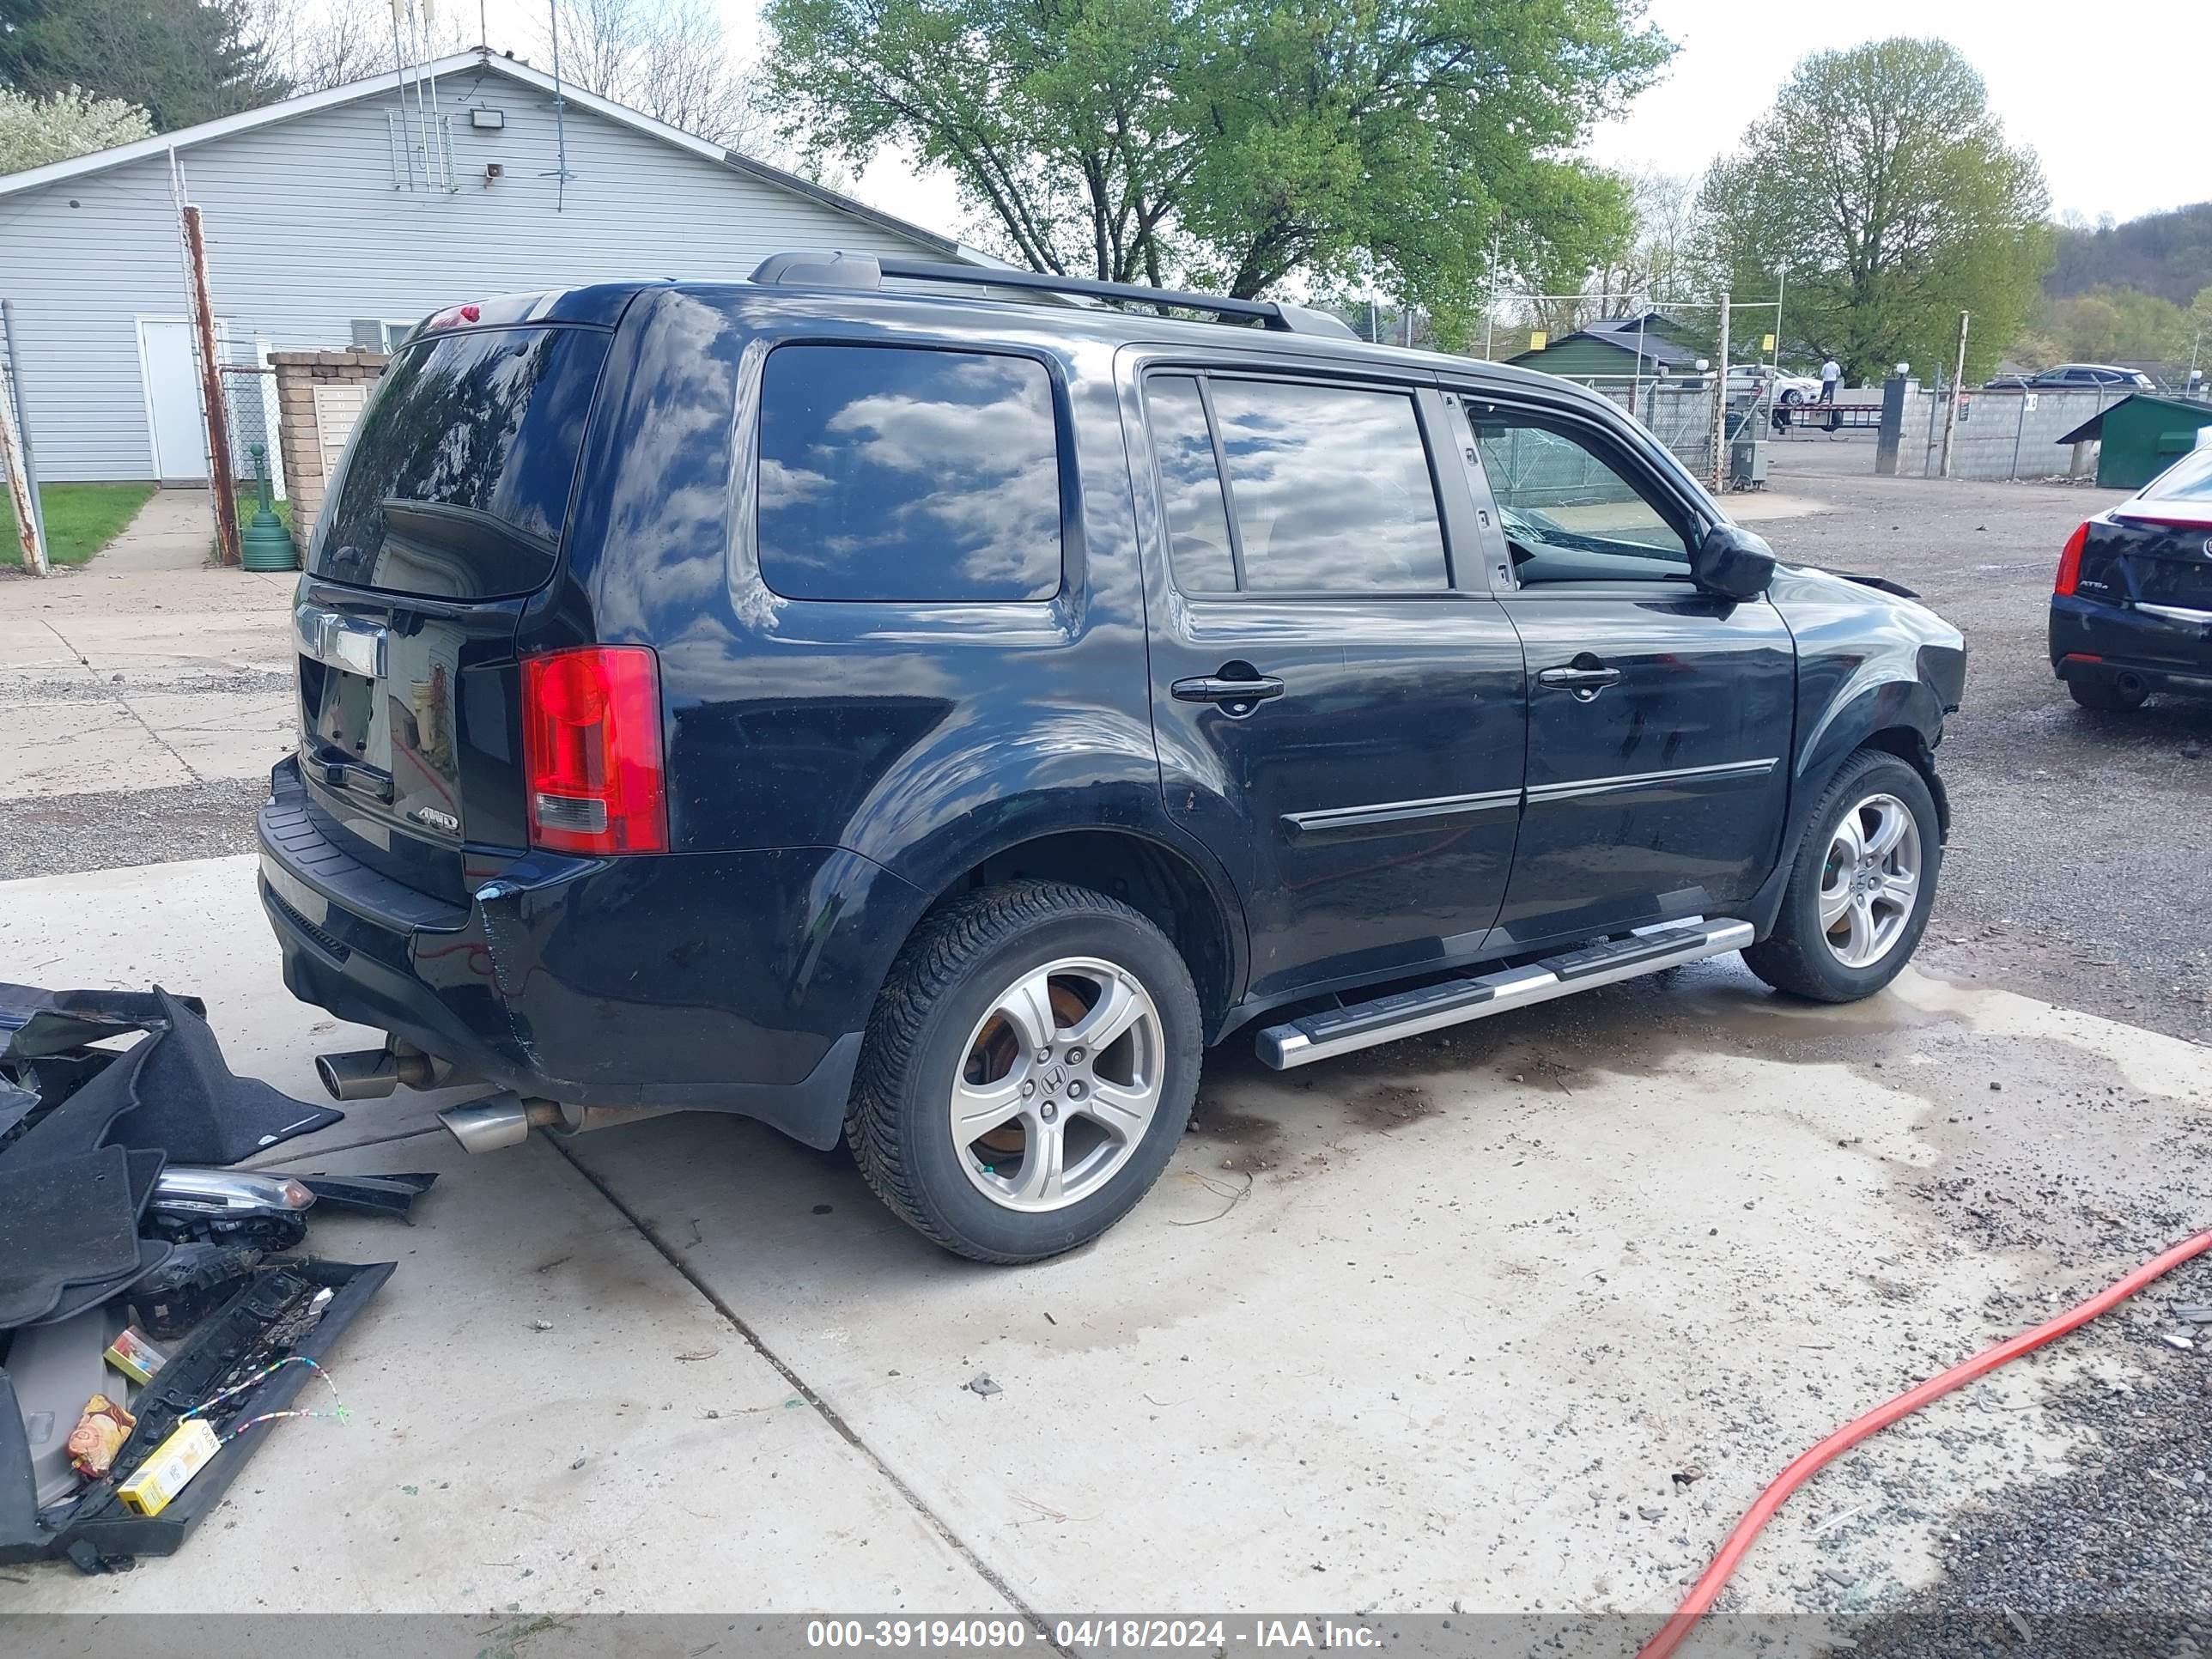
270;348;388;550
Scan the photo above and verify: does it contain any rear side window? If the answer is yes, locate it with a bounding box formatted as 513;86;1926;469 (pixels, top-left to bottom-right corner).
1143;374;1448;593
2146;447;2212;501
313;325;608;599
757;343;1063;602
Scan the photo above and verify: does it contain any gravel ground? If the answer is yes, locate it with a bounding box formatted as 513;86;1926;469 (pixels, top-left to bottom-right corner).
1753;438;2212;1048
0;778;265;882
1853;1255;2212;1659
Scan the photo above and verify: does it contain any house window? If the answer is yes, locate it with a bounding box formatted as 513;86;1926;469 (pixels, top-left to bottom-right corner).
351;320;422;352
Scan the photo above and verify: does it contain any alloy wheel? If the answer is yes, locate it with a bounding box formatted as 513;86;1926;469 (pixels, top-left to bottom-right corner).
951;957;1166;1212
1818;792;1922;969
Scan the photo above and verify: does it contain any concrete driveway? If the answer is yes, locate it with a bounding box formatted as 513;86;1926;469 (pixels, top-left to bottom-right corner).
4;854;2207;1631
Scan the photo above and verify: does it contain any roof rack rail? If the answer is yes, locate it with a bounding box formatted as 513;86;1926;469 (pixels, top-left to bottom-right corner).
747;249;1358;341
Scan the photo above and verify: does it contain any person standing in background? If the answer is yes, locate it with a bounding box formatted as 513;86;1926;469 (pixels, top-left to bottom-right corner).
1819;357;1842;404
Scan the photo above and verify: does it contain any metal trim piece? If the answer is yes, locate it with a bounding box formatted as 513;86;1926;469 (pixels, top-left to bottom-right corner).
2135;600;2212;625
293;601;386;679
1282;788;1523;837
1525;757;1777;805
1257;920;1754;1068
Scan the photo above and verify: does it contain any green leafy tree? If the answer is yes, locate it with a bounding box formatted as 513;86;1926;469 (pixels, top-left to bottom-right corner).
2035;287;2193;366
1699;38;2051;384
763;0;1671;345
0;83;151;172
0;0;287;131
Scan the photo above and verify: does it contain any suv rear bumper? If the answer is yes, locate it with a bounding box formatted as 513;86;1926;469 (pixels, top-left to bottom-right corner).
2050;594;2212;694
256;758;872;1148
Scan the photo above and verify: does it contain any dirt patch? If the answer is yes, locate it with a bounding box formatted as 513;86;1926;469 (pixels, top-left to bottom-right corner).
1344;1081;1440;1133
1184;1102;1285;1174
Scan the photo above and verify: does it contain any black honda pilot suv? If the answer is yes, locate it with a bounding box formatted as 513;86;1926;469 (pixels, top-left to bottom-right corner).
261;251;1966;1262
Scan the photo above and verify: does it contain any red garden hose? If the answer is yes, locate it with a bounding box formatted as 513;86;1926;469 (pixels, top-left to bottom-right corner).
1636;1227;2212;1659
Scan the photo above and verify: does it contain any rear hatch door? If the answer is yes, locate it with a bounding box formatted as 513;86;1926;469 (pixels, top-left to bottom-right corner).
294;319;612;904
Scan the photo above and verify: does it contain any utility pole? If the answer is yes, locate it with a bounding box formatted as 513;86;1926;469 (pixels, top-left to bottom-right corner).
1711;290;1730;492
1;298;47;563
183;205;242;568
1483;221;1502;359
0;342;48;575
1938;310;1970;480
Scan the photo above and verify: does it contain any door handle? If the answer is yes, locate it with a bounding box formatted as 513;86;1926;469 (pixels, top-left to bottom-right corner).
303;745;396;804
1172;673;1285;709
1538;664;1622;702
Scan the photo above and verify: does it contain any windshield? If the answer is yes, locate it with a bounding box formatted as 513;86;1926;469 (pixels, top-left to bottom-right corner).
311;325;609;600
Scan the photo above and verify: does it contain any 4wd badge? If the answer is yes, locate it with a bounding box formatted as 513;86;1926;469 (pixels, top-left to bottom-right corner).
409;806;460;835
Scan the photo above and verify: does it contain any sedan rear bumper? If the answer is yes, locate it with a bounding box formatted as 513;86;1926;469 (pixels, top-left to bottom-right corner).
2049;594;2212;694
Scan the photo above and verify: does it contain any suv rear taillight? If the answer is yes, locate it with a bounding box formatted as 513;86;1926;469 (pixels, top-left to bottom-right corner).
2054;521;2088;596
521;647;668;854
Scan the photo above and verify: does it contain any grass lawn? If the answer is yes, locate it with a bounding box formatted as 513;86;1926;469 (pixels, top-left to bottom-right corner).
0;481;156;568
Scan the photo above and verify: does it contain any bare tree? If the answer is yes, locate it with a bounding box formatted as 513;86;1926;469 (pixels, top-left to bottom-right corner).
250;0;472;94
540;0;768;150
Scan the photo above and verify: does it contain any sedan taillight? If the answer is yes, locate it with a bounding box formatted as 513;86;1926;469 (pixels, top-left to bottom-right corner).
520;647;668;855
2054;521;2088;597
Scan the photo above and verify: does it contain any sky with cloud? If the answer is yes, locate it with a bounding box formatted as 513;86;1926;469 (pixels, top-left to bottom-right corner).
475;0;2211;237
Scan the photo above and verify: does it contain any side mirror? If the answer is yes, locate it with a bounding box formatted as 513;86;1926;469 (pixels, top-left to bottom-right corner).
1692;523;1776;599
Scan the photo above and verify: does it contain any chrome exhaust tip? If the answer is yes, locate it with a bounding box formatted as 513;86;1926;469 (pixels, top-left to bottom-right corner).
437;1093;557;1154
436;1095;676;1153
316;1048;398;1101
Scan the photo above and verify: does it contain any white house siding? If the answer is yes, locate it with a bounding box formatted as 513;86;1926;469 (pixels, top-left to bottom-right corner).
0;68;944;481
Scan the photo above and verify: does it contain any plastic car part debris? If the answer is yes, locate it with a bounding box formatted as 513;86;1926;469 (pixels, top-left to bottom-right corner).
150;1168;314;1213
30;1237;174;1328
0;1079;36;1139
292;1171;438;1219
0;1257;394;1569
64;1395;134;1480
129;1243;263;1342
115;1419;218;1517
0;984;205;1061
5;1308;109;1507
183;1355;350;1442
144;1167;313;1251
103;1328;167;1386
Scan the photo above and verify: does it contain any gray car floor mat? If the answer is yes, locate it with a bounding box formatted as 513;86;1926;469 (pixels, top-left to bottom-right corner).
0;1148;142;1328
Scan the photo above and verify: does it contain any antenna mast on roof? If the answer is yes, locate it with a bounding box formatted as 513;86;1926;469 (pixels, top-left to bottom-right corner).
544;0;573;211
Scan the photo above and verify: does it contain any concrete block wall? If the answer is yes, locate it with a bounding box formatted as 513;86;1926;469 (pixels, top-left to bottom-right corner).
1877;378;2118;481
270;349;386;545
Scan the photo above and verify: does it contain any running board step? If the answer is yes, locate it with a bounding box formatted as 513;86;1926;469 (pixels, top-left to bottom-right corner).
1254;920;1755;1070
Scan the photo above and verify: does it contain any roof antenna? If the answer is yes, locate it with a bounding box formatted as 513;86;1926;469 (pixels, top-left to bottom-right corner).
542;0;574;211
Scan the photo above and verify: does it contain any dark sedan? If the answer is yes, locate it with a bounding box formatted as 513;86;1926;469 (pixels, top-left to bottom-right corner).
2051;445;2212;709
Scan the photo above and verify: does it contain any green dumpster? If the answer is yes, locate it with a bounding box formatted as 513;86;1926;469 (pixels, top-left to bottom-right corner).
2055;393;2212;489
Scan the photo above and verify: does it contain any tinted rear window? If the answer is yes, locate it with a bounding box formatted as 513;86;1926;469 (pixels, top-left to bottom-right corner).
756;343;1062;602
312;325;609;599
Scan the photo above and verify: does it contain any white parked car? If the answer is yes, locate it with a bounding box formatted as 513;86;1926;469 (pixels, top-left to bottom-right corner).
1727;363;1824;404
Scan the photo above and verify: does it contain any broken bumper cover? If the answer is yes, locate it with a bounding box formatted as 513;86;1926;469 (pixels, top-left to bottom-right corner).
255;758;871;1148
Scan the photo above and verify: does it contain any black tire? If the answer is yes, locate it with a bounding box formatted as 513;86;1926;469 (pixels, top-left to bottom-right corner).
846;881;1200;1263
2066;669;2148;713
1781;388;1804;406
1742;750;1942;1003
